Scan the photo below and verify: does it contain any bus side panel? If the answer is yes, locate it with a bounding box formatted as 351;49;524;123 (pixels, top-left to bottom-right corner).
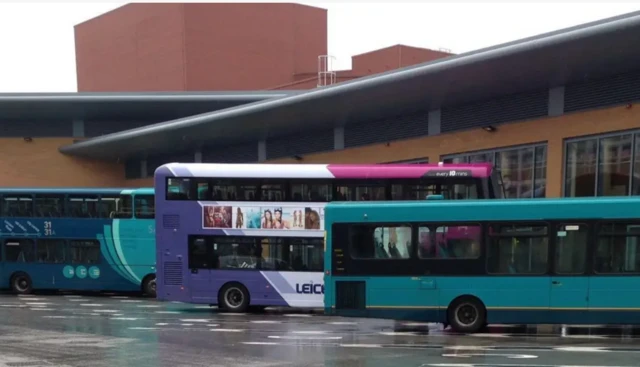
589;276;640;324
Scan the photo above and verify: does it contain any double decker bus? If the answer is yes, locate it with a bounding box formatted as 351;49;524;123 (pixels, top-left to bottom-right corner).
324;196;640;332
0;188;156;296
155;162;503;311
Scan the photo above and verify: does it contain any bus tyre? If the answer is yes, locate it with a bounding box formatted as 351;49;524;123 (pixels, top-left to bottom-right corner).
219;283;249;313
143;275;157;298
10;273;32;295
447;297;486;333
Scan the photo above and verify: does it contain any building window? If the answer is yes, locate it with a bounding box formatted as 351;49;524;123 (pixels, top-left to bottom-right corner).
382;158;429;164
441;143;547;198
564;132;636;197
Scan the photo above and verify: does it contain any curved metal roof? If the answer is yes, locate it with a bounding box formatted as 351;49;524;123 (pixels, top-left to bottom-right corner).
60;10;640;160
0;91;295;120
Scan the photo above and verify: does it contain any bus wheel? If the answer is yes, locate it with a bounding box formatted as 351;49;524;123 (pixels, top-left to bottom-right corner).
219;283;249;313
10;272;32;295
142;275;157;298
447;296;486;333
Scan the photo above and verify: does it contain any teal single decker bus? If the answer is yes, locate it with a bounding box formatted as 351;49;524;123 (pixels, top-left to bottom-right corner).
0;188;156;296
324;197;640;333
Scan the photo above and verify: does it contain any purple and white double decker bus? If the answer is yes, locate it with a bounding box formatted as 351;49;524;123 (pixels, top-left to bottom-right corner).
154;162;503;311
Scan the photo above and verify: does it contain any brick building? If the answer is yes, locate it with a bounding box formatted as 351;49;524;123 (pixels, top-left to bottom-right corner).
3;5;640;200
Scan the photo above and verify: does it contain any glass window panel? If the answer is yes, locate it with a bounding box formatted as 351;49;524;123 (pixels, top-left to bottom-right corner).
442;156;467;164
495;148;534;198
597;134;632;196
487;225;549;274
533;146;547;198
564;139;597;197
418;225;481;259
349;225;412;259
555;224;587;274
595;223;640;274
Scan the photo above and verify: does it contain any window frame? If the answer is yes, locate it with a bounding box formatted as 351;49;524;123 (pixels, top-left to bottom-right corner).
485;221;551;276
593;220;640;275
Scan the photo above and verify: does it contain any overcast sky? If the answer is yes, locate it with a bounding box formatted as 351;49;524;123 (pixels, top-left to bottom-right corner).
0;1;639;93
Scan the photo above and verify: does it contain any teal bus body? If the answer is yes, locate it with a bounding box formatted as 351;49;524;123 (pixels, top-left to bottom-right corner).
324;197;640;330
0;188;156;295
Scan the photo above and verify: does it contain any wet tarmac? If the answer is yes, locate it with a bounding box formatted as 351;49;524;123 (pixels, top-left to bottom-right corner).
0;293;638;366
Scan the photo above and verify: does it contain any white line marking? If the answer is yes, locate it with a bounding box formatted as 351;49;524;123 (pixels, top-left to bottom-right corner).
181;324;194;326
283;314;312;317
444;346;491;351
90;313;100;316
218;313;246;316
137;305;161;308
179;319;211;323
93;310;119;313
155;311;180;314
68;299;90;302
402;322;433;327
268;335;342;340
210;328;244;332
207;324;219;327
119;300;142;303
80;304;104;307
19;298;44;301
470;333;510;338
128;327;158;330
242;342;280;346
292;331;327;335
111;317;138;321
329;321;357;325
155;323;169;326
30;308;55;311
553;346;610;352
250;320;280;324
340;344;383;348
194;305;210;309
25;302;51;306
380;332;416;336
42;315;75;319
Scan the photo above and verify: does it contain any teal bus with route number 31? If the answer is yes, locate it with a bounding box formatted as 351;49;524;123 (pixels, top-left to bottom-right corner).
323;196;640;333
0;187;156;296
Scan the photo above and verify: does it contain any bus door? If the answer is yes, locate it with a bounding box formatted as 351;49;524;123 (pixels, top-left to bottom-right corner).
187;237;215;303
550;224;589;324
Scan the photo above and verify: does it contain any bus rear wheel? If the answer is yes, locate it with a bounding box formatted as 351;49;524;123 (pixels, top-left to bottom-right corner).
447;296;486;333
219;283;249;313
142;275;157;298
10;272;32;295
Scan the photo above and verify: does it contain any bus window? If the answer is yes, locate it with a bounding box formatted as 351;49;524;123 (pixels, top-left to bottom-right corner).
167;178;192;200
101;195;132;219
134;195;155;219
418;225;481;259
595;223;640;274
487;224;549;275
260;180;286;202
36;239;66;263
34;195;65;218
68;240;100;264
67;195;99;218
4;239;35;263
335;181;386;201
290;181;332;202
555;224;588;274
2;195;33;217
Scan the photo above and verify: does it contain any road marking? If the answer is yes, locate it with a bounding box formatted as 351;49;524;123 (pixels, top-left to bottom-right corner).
68;299;90;302
292;331;327;334
268;335;342;340
553;346;610;352
179;319;211;323
111;317;139;321
120;300;142;303
251;320;280;324
442;353;538;359
155;323;169;326
218;313;246;316
380;332;416;336
80;304;104;307
30;308;55;311
470;333;510;338
43;315;74;319
210;328;244;332
155;311;180;314
329;321;357;325
129;327;158;330
207;324;219;327
194;305;211;309
402;322;433;327
25;302;51;306
242;342;279;346
283;314;312;317
340;344;383;348
181;323;194;326
93;310;119;313
137;305;161;308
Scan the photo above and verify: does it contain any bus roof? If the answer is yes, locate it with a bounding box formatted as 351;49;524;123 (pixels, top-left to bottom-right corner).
324;196;640;223
0;187;154;195
155;162;494;179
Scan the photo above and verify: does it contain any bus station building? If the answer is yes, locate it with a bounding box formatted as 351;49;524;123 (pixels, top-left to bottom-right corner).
2;4;640;200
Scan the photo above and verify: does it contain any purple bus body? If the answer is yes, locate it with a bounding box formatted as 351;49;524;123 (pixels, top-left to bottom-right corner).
154;163;499;307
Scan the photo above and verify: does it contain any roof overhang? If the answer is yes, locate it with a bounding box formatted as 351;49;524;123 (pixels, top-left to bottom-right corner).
0;91;295;121
60;11;640;160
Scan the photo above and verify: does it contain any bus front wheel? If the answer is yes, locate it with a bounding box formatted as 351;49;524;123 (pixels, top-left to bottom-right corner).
10;272;32;295
447;296;486;333
218;283;249;313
